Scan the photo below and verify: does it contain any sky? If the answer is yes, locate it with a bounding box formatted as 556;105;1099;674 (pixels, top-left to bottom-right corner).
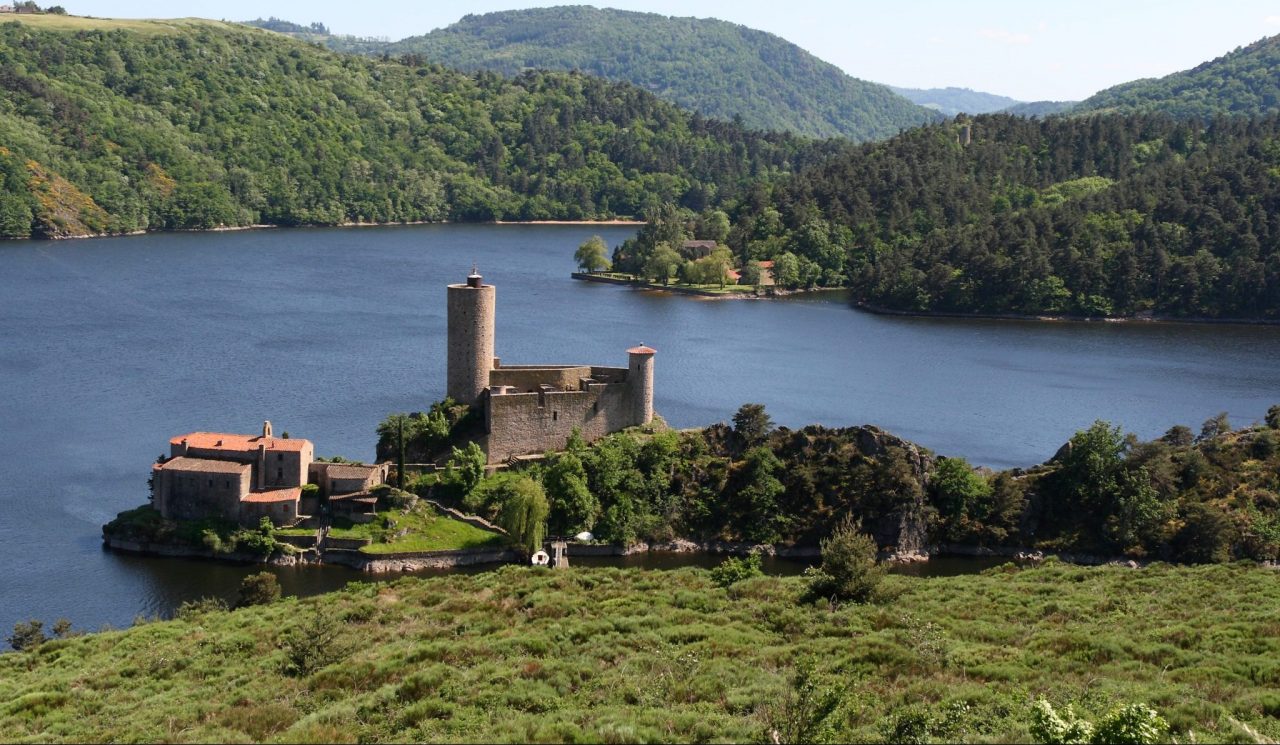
63;0;1280;101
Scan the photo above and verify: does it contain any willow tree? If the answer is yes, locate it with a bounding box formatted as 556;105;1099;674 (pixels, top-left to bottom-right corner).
498;475;550;554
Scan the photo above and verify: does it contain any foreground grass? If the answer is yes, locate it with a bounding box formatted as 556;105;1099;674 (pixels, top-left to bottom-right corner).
1;562;1277;743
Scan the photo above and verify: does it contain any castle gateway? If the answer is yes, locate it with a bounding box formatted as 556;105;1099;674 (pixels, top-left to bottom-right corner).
446;270;655;463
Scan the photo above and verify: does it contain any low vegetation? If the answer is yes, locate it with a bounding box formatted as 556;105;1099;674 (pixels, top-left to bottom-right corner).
103;506;287;557
1;562;1277;742
328;503;505;555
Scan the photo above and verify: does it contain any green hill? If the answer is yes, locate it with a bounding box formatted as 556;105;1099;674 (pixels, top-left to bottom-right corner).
712;112;1280;319
891;86;1021;116
0;15;831;238
380;6;941;141
1076;34;1280;118
1002;100;1076;117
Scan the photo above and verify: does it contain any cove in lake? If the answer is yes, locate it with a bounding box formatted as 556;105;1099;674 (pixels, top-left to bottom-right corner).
3;223;1279;631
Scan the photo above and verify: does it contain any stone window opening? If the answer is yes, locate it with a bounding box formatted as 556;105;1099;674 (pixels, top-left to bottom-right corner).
553;411;558;421
276;468;283;481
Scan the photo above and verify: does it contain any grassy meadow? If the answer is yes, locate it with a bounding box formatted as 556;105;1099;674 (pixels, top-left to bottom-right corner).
3;14;249;34
1;561;1278;743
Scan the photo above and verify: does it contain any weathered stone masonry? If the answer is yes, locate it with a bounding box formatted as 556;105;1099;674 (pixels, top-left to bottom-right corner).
445;270;656;463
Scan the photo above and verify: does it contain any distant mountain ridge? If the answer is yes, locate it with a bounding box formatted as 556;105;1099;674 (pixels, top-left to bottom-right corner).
890;86;1022;116
375;6;942;141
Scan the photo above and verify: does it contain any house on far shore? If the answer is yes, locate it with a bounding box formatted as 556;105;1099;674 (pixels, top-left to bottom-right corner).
151;421;387;527
679;239;718;260
0;6;14;13
756;260;776;287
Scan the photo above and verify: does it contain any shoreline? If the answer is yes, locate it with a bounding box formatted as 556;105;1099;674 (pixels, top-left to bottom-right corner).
4;219;644;242
571;272;839;299
103;531;1174;574
854;300;1280;327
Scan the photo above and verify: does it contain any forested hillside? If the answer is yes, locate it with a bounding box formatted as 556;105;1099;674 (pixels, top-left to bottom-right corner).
1076;33;1280;118
716;113;1280;319
0;16;837;239
380;6;940;141
890;86;1021;116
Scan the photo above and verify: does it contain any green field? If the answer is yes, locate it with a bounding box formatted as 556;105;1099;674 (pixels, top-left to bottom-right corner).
328;505;507;554
3;14;247;34
2;561;1277;742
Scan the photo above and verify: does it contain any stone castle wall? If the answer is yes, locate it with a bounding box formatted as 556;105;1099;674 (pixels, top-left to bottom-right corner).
489;365;593;391
483;380;642;463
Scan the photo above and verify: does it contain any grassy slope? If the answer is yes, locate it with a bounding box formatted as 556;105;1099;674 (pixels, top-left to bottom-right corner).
1;563;1277;742
2;14;237;33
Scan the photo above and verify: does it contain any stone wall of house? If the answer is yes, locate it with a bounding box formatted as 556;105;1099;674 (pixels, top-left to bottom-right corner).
239;498;298;527
260;447;311;489
155;467;249;523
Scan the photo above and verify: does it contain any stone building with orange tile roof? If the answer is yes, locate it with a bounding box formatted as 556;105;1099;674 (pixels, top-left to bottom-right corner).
153;420;316;526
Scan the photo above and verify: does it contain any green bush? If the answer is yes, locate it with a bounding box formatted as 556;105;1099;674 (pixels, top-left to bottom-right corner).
7;620;46;652
805;517;883;603
236;572;281;608
709;553;763;588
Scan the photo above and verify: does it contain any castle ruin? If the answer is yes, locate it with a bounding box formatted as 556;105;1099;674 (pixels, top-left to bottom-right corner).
446;269;655;463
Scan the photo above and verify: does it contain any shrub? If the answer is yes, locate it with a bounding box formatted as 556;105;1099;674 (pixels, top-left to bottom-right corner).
1266;404;1280;430
236;571;282;608
7;620;47;651
1251;431;1277;459
176;597;229;620
805;516;883;603
1092;703;1170;744
1030;699;1093;744
281;607;348;677
709;553;763;588
1029;699;1169;745
764;662;842;744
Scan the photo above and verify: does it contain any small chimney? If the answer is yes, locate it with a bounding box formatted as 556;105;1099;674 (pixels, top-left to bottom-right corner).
262;420;273;438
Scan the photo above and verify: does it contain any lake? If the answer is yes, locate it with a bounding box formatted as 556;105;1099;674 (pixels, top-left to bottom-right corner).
2;223;1279;631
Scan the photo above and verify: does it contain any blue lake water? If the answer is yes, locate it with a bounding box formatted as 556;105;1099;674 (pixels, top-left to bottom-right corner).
2;223;1279;631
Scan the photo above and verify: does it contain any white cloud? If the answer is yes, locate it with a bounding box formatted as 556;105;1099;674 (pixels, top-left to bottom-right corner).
978;28;1033;46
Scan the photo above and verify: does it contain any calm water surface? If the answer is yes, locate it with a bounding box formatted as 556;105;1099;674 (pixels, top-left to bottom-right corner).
3;224;1278;630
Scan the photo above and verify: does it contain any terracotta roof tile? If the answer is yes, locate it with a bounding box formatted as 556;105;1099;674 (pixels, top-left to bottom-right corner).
157;457;251;475
172;432;311;452
627;345;656;355
241;487;301;503
327;464;379;480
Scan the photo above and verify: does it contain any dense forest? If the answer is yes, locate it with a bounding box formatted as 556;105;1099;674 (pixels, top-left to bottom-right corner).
1077;33;1280;119
376;6;940;141
715;113;1280;319
0;18;840;238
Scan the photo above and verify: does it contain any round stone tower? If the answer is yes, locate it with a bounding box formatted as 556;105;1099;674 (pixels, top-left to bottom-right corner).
446;269;496;405
627;345;656;426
